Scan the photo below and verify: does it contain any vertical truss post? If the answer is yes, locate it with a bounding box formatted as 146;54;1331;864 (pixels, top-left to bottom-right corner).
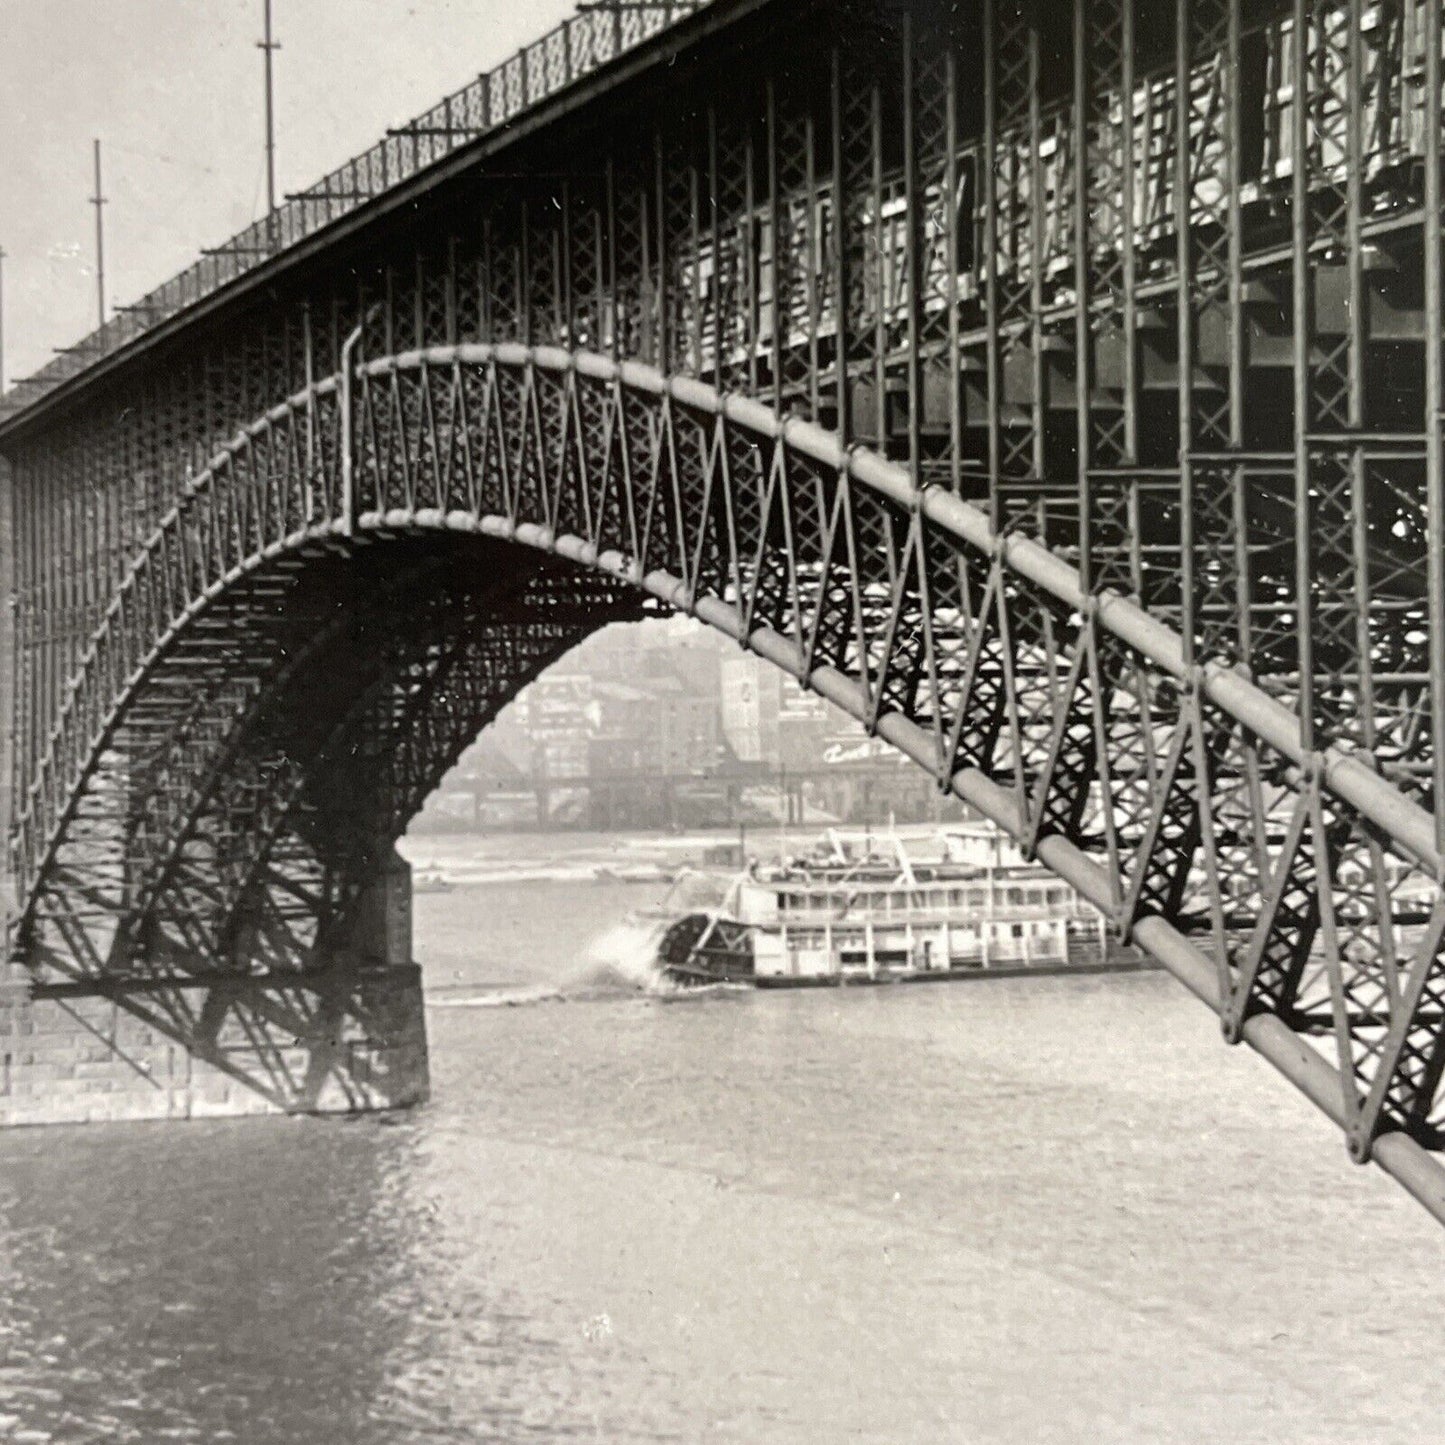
945;45;960;495
1073;0;1093;591
688;137;703;379
302;304;316;522
745;106;760;401
559;186;574;344
12;473;26;904
1177;0;1249;668
709;104;724;394
805;98;820;424
764;67;824;420
902;12;922;482
869;72;885;448
519;198;533;348
1290;0;1315;753
983;0;1001;532
765;78;782;416
1175;0;1194;660
830;46;849;446
481;213;496;344
1343;0;1373;764
35;472;46;744
1076;0;1138;598
1344;0;1364;436
655;134;669;375
339;319;365;537
591;196;607;354
1427;0;1445;847
908;17;960;490
1224;0;1246;666
1025;3;1044;497
605;158;620;363
1290;0;1372;759
383;267;396;357
984;0;1043;531
1120;0;1136;471
829;40;880;451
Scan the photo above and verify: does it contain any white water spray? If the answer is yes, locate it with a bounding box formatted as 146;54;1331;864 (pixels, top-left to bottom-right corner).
429;914;675;1009
574;915;674;992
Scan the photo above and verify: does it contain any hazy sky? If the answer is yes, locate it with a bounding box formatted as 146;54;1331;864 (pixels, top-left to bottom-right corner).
0;0;577;384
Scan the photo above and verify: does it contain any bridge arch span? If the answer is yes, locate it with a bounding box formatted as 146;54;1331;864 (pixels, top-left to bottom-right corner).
15;343;1445;1219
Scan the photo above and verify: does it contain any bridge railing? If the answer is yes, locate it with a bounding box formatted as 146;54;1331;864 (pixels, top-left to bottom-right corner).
0;1;707;423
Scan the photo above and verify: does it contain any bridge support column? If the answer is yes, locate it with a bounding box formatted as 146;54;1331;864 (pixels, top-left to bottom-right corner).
0;846;429;1128
342;842;414;970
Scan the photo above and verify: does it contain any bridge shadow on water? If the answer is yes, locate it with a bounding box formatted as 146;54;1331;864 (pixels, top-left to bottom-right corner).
0;1101;515;1443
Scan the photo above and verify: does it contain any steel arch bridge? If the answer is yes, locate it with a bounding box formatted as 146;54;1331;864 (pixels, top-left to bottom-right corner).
5;0;1445;1222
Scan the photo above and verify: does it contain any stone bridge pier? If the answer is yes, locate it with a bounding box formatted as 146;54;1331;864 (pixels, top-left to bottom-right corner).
0;844;428;1127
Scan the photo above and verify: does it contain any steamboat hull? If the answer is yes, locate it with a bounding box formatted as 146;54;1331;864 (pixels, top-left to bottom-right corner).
748;950;1155;989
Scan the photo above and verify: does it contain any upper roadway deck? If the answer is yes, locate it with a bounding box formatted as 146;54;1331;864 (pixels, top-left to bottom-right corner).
0;1;723;435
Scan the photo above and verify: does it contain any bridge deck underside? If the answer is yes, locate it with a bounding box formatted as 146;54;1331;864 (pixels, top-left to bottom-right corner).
25;536;641;984
5;0;1445;1217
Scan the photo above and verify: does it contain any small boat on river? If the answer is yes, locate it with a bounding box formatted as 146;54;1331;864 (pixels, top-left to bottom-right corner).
649;825;1147;988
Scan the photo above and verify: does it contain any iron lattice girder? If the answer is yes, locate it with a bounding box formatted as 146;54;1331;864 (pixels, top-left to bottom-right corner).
15;340;1445;1224
136;551;624;909
28;541;639;983
9;0;1443;781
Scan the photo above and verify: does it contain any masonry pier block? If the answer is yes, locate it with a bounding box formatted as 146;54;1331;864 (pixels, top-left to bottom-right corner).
0;850;429;1128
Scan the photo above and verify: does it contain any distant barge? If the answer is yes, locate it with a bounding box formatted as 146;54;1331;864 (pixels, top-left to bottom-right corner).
651;826;1150;988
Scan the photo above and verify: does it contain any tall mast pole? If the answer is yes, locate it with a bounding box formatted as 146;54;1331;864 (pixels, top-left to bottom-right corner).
259;0;280;222
90;139;106;328
0;243;7;393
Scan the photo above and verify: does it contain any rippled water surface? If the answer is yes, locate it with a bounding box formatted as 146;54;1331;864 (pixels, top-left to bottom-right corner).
3;835;1445;1442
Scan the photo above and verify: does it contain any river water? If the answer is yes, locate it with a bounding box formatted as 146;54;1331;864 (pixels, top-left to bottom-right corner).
2;831;1444;1443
